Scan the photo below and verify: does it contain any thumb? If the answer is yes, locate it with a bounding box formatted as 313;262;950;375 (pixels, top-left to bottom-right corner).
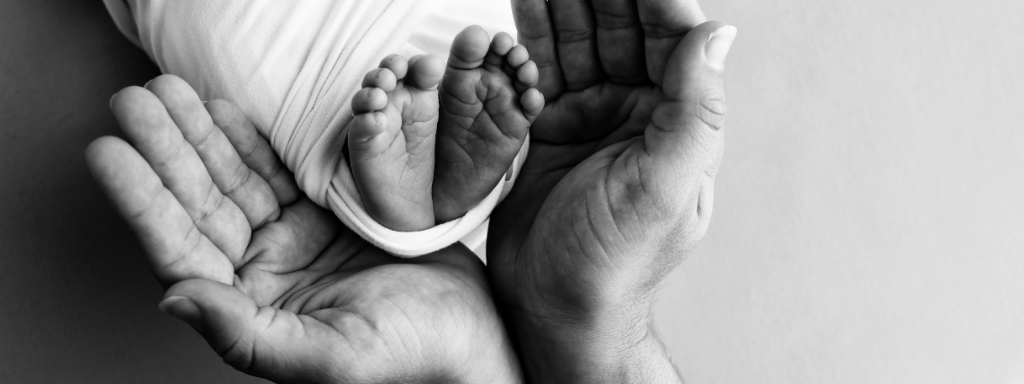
159;279;335;383
647;21;735;167
643;21;735;240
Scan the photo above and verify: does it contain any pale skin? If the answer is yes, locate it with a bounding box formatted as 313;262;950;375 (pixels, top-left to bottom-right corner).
348;25;544;231
88;75;522;383
486;0;734;382
86;0;733;381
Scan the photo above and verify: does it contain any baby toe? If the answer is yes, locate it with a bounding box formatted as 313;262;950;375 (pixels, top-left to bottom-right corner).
379;54;409;81
520;88;545;120
490;32;515;56
516;60;540;88
506;45;530;69
351;87;388;114
362;68;397;92
348;112;389;152
486;32;515;68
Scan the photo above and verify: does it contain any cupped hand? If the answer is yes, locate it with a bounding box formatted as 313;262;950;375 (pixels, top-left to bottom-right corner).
88;75;520;384
488;0;735;380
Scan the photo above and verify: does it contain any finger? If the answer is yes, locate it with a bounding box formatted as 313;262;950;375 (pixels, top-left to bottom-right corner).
112;83;250;263
160;280;341;383
591;0;648;84
196;99;285;230
511;0;565;99
235;199;342;298
637;0;707;83
646;22;734;181
548;0;605;90
207;99;301;206
86;137;235;286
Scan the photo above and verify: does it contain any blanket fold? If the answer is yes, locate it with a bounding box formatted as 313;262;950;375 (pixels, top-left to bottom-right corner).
103;0;522;256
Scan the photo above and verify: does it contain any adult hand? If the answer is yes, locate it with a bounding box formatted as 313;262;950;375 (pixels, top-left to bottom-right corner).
488;0;736;382
88;75;521;384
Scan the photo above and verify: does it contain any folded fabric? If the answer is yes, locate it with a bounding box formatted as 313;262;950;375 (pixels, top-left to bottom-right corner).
102;0;523;256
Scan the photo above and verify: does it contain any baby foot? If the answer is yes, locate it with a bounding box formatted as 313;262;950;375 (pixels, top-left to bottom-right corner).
433;25;544;222
348;54;445;232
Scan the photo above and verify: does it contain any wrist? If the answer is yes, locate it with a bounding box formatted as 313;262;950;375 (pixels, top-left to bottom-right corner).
501;294;681;384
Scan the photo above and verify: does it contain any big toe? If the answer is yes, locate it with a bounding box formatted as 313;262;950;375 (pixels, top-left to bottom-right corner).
406;54;445;90
448;25;490;70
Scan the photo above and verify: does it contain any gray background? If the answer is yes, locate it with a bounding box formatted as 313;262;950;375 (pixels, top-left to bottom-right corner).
1;0;1022;383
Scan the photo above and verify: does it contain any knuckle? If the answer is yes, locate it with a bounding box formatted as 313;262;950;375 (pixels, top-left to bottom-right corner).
594;10;635;31
555;27;595;44
685;93;727;131
219;333;255;373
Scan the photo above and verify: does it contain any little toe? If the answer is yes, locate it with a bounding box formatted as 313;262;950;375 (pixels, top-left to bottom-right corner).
362;68;398;92
351;87;388;114
406;54;445;90
347;112;390;161
520;88;545;121
448;25;490;70
379;54;409;80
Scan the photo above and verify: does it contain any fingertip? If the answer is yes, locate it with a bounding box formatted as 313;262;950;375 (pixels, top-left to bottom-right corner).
84;136;129;176
144;74;184;91
204;99;246;127
145;75;202;107
159;296;202;329
109;85;153;116
705;25;737;71
163;279;260;345
663;21;731;99
85;135;118;161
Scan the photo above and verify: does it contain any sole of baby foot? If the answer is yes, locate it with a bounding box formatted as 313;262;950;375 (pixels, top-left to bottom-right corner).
433;25;544;223
348;53;445;232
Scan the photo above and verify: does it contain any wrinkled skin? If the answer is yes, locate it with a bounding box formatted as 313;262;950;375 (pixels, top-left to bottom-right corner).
87;75;521;384
486;0;732;381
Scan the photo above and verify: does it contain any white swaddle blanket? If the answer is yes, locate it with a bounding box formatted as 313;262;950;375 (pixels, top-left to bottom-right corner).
103;0;523;256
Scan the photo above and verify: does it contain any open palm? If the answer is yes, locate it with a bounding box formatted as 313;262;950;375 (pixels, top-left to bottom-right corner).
88;75;519;383
488;0;732;324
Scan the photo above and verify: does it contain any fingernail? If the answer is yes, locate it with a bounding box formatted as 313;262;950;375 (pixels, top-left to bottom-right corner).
706;26;737;71
158;296;202;329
